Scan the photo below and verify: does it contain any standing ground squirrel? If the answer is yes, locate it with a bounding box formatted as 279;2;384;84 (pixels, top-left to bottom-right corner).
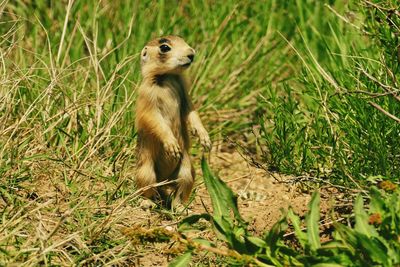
135;35;211;207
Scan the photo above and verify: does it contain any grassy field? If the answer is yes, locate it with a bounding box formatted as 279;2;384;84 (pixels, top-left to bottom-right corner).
1;0;399;266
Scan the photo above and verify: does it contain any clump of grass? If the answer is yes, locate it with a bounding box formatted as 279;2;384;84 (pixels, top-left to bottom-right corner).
0;0;301;264
257;0;400;185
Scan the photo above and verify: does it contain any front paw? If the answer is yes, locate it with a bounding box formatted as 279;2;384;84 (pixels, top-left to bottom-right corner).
163;138;182;160
198;131;211;151
140;199;157;210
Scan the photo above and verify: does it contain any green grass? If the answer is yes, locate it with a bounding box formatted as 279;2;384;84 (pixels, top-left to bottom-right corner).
256;0;400;184
1;0;399;265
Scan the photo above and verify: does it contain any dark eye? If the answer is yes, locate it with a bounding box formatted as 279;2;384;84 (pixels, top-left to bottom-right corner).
159;44;171;53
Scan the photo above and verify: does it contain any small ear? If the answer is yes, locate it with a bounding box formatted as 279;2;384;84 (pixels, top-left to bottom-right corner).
141;47;148;64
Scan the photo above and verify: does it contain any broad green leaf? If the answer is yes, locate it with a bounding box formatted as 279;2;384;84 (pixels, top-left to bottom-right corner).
287;208;307;249
354;195;379;238
201;157;229;219
369;187;386;214
334;223;358;251
246;236;267;248
168;251;192;267
264;214;289;255
212;216;249;253
306;191;321;251
201;157;248;248
357;234;388;265
201;157;246;226
211;216;233;242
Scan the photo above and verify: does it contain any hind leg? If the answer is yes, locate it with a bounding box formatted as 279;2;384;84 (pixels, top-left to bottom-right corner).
136;149;158;199
172;152;195;207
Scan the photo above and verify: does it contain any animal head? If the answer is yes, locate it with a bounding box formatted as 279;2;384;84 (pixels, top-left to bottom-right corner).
140;35;195;77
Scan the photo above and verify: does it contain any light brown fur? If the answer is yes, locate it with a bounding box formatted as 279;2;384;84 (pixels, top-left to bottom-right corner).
135;35;211;206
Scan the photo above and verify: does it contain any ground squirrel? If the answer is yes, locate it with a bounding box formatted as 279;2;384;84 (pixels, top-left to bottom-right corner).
135;35;211;207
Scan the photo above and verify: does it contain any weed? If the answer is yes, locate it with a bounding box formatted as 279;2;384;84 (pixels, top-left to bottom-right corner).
172;159;400;266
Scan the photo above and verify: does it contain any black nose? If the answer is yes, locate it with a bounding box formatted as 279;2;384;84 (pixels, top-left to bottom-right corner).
187;54;194;62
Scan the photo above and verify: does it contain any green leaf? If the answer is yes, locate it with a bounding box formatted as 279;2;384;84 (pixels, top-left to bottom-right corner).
168;251;192;267
334;223;358;251
287;208;307;249
246;236;267;248
201;157;246;226
264;214;289;257
354;195;379;238
201;157;248;249
369;187;386;214
319;241;349;251
306;191;321;251
211;216;234;242
356;234;388;265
